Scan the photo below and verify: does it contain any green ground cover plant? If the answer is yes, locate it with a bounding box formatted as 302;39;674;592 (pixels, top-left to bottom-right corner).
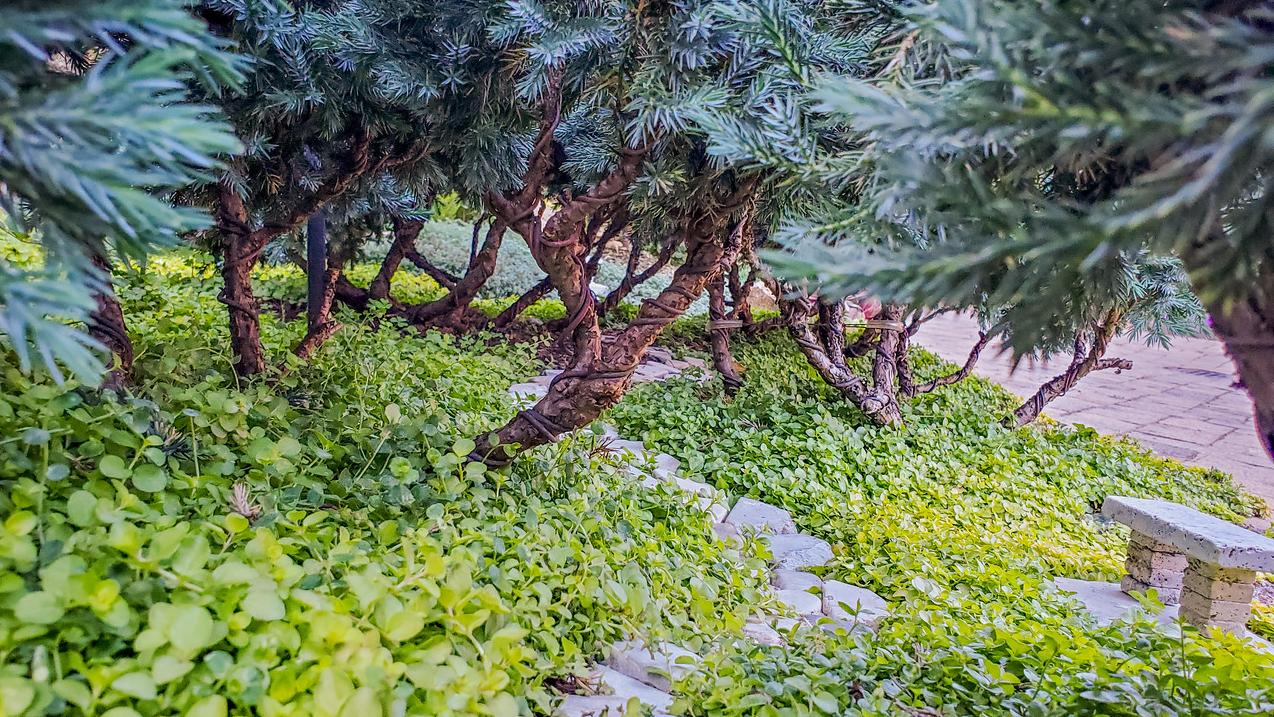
0;252;765;716
1;250;1271;716
609;333;1274;715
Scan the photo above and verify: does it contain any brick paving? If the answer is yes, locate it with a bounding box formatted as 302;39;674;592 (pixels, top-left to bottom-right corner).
912;314;1274;507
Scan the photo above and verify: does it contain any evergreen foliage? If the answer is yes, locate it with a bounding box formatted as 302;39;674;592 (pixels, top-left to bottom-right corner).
0;0;240;383
767;0;1270;357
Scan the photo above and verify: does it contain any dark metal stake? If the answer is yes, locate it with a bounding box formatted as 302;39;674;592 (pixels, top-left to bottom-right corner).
306;210;327;331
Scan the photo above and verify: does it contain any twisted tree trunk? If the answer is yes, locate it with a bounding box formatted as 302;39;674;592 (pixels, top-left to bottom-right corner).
471;208;744;464
1006;308;1130;426
707;272;744;393
490;278;554;329
904;331;990;397
368;217;422;301
597;233;678;318
88;252;133;391
785;296;904;426
214;127;374;376
402;219;507;330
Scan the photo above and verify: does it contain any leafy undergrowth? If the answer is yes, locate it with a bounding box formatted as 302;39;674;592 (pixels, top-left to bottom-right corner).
0;259;766;716
3;250;1273;717
610;333;1274;715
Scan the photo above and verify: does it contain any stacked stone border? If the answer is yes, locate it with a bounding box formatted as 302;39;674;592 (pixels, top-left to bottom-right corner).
507;348;892;715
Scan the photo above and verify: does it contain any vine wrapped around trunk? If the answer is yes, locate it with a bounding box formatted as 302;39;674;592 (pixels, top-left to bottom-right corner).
785;296;905;426
1006;308;1131;426
471;202;748;464
87;253;133;392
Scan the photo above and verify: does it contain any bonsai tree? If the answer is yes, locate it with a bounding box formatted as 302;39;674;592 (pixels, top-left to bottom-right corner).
462;0;891;463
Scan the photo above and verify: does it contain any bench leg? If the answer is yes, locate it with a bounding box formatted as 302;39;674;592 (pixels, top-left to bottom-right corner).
1120;530;1186;605
1178;557;1255;635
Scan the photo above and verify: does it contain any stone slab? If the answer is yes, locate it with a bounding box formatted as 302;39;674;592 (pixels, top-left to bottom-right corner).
695;495;728;524
1053;577;1176;625
609;439;649;456
508;382;548;398
591;422;621;440
652;453;681;475
555;667;672;717
766;533;833;570
775;589;822;615
645;346;675;364
740;619;786;647
772;569;823;593
712;522;740;543
604;640;700;693
1101;496;1274;571
821;580;889;628
804;614;875;637
725;498;797;535
1184;571;1255;602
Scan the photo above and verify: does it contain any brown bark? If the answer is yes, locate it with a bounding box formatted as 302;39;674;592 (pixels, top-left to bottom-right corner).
471;205;744;465
368;218;423;301
896;334;916;399
87;253;133;391
215;127;373;376
727;258;756;328
333;272;371;311
402;219;507;329
707;272;744;393
292;262;342;359
215;181;267;376
490;278;554;329
404;248;460;289
869;304;906;425
905;331;991;397
470;69;753;464
1207;296;1274;462
1007;309;1130;426
597;235;680;317
785;295;904;426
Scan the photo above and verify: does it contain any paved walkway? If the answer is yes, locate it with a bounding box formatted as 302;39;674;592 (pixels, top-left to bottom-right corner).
912;314;1274;506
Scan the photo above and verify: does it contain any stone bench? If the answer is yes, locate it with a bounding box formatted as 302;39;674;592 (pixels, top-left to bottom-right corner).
1102;496;1274;634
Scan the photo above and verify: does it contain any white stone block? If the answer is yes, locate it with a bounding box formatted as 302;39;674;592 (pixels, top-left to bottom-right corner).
712;522;740;543
645;346;675;364
725;498;796;535
508;382;547;399
766;533;833;570
604;640;700;693
776;589;822;615
740;620;785;647
821;580;889;628
555;667;672;716
609;439;648;456
772;569;823;593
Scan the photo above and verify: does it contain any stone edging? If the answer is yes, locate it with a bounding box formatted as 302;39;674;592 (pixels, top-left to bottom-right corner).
506;348;891;715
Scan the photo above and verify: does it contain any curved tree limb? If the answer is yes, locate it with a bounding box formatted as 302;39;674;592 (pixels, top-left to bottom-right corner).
473;179;754;465
1006;308;1128;426
905;331;991;397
